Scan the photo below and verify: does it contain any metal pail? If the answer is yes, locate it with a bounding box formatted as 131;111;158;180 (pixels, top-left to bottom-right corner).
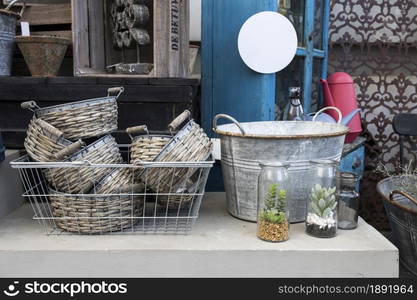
213;114;349;222
377;176;417;276
0;9;20;76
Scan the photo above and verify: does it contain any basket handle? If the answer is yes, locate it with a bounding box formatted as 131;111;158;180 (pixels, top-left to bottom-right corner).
119;183;145;193
312;106;343;124
212;114;246;136
126;125;149;139
35;118;64;138
107;87;125;99
168;110;191;132
21;101;39;111
53;140;85;161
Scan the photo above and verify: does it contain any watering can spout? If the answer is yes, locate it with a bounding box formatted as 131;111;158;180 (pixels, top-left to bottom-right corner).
341;108;361;126
320;79;335;107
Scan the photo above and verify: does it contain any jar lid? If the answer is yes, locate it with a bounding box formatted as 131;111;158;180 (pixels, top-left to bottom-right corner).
259;161;290;168
338;172;358;183
310;159;338;165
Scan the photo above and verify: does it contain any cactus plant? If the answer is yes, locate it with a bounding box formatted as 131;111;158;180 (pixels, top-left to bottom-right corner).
258;183;289;242
260;183;287;224
309;184;337;219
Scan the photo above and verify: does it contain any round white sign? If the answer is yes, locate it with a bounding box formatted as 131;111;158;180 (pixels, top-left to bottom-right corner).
238;11;298;74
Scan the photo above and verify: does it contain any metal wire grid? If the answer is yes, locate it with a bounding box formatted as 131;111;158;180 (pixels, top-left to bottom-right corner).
10;147;213;235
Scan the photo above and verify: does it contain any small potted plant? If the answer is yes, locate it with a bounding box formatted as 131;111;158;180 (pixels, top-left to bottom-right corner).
257;183;290;242
306;184;337;238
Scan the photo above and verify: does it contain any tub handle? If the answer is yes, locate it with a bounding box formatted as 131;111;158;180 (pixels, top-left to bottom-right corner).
312;106;342;124
389;190;417;213
5;0;26;17
213;114;246;136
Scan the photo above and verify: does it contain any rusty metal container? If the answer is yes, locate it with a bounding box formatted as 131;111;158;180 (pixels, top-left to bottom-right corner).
377;176;417;275
15;36;71;77
213;114;349;222
0;9;20;76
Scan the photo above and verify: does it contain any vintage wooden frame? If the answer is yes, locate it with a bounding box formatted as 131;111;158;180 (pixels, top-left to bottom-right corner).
72;0;189;77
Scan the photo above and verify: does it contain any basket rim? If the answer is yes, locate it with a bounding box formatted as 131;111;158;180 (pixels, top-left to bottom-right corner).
35;96;117;116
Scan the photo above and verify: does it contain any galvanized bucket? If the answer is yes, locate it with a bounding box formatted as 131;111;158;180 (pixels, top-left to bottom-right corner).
377;176;417;276
0;8;20;76
213;114;349;222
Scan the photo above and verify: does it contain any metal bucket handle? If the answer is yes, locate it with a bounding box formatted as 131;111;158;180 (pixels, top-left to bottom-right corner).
107;87;125;99
312;106;342;124
389;190;417;214
213;114;246;136
126;125;149;140
5;0;26;17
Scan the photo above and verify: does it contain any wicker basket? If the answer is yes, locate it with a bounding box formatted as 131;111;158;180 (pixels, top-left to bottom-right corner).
126;125;171;164
45;135;123;194
49;187;142;234
142;110;213;208
24;117;85;162
21;87;123;140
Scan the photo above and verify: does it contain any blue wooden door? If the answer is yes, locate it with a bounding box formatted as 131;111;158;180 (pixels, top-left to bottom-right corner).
202;0;331;135
276;0;331;116
201;0;278;136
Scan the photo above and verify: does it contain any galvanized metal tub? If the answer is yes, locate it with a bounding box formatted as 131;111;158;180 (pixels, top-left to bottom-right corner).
377;176;417;276
0;9;20;76
213;114;349;222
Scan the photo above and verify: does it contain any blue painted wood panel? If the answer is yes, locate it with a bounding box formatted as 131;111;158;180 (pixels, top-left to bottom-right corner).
202;0;278;136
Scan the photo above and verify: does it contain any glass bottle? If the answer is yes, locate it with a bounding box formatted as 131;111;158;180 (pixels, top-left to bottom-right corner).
257;162;290;242
283;87;304;121
306;159;338;238
337;172;360;230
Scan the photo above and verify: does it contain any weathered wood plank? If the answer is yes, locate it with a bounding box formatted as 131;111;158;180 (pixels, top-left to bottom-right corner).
88;0;105;71
153;0;169;77
18;4;72;26
72;0;90;75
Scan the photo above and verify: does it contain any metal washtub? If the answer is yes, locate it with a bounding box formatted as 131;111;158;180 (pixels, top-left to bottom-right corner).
0;7;20;75
377;176;417;275
213;114;349;222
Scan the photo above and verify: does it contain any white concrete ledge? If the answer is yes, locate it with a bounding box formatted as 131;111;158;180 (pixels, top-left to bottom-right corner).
0;193;398;278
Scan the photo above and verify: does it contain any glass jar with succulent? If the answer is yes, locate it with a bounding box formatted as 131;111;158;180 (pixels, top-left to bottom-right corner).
306;159;339;238
257;162;290;242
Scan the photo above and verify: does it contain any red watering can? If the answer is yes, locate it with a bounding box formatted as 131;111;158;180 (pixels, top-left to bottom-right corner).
320;72;362;143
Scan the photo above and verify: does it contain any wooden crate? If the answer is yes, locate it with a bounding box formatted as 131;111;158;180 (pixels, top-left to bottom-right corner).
72;0;189;78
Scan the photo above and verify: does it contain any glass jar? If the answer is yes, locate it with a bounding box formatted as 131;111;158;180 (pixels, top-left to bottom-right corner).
257;162;290;242
337;172;360;230
306;159;338;238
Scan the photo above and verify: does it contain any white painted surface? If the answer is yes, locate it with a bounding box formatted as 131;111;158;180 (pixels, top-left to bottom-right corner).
0;193;398;278
238;12;297;74
190;0;201;41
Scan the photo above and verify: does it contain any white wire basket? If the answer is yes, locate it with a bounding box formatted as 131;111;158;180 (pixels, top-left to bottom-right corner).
10;145;214;235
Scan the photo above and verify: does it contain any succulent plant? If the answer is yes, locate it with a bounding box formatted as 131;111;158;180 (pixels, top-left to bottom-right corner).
309;184;337;219
260;183;287;224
